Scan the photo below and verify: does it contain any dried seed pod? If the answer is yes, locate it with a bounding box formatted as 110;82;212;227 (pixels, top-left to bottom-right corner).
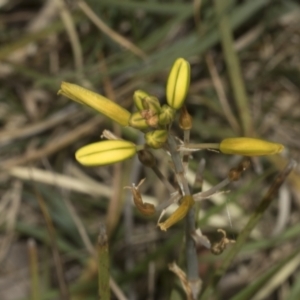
179;105;192;130
125;179;156;216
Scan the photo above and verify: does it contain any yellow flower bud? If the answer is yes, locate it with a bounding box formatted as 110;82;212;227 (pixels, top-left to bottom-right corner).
166;58;190;110
129;111;149;130
58;82;130;126
158;105;175;126
75;140;136;166
144;130;168;149
158;196;194;231
220;137;284;156
133;90;149;111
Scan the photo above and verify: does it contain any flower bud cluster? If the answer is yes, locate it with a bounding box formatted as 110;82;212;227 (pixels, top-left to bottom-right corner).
58;56;285;232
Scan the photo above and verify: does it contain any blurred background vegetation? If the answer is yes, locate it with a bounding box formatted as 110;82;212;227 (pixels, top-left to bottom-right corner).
1;0;300;299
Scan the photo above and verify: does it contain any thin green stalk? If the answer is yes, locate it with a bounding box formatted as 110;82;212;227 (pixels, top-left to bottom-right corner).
28;239;40;300
98;224;110;300
214;0;253;136
200;160;296;299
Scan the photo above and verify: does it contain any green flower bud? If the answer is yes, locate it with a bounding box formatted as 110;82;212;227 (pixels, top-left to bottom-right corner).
133;90;149;111
75;140;136;166
142;96;161;114
158;105;176;126
166;58;190;110
58;82;130;126
129;111;149;130
144;130;168;149
220;137;284;156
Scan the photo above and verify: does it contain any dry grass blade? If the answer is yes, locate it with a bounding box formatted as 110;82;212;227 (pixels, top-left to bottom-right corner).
77;0;147;60
98;224;110;300
33;185;70;300
53;0;83;72
2;116;103;169
27;239;40;300
205;52;240;133
214;0;253;136
201;160;297;299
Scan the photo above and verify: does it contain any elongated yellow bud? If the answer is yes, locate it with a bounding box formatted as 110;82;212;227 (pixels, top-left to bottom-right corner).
133;90;149;111
220;137;284;156
129;111;149;130
58;82;131;126
166;58;190;110
144;130;168;149
75;140;136;166
158;196;194;231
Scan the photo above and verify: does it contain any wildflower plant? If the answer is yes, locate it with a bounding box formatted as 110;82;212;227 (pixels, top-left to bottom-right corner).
58;58;284;298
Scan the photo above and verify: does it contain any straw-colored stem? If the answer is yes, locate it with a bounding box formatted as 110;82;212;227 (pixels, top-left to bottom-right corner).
34;187;70;300
28;239;40;300
179;143;220;152
152;165;176;194
98;224;110;300
193;177;231;202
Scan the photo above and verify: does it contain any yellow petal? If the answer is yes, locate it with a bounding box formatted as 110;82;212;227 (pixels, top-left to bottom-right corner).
58;82;130;126
220;137;284;156
75;140;136;166
158;196;194;231
166;58;190;110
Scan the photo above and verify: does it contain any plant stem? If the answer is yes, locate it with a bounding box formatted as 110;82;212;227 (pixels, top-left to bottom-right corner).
167;134;201;298
98;224;110;300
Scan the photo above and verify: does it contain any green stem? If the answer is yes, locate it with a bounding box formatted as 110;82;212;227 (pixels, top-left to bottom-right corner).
167;135;201;298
